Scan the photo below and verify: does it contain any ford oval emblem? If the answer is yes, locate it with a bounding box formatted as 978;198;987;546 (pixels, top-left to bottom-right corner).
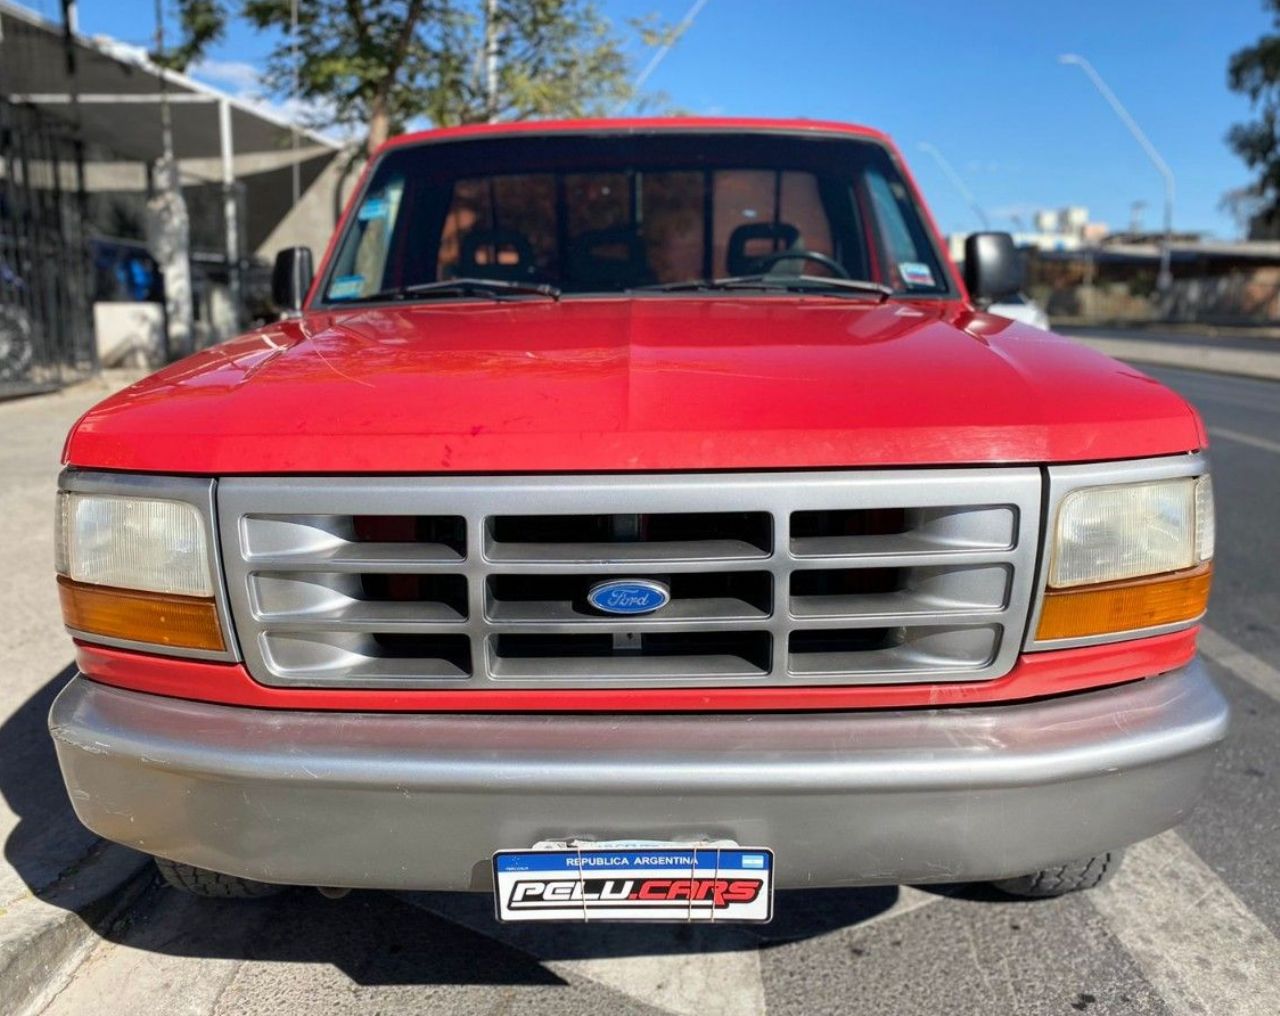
587;579;671;615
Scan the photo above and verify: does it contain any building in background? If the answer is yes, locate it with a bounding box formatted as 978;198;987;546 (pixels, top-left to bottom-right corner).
0;0;356;396
947;206;1111;263
947;206;1280;326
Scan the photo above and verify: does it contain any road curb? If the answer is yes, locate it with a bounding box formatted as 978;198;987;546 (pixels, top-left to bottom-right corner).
1070;335;1280;382
0;842;151;1016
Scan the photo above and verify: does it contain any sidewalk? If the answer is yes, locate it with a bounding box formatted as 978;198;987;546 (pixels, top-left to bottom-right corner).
0;371;152;1016
1063;331;1280;382
1053;319;1280;342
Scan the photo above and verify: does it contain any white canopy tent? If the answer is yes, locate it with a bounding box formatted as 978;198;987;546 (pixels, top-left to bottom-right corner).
0;0;342;346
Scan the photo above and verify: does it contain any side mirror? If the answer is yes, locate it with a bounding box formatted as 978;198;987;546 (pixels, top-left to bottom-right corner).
963;232;1023;305
271;246;314;314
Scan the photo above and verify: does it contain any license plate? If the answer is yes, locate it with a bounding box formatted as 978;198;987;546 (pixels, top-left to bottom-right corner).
492;842;773;923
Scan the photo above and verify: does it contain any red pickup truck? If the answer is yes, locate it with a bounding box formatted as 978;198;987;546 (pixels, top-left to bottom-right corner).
49;118;1227;920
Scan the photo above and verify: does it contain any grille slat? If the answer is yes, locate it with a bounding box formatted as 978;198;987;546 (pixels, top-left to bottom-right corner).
489;632;773;681
789;563;1011;620
243;544;466;572
259;632;473;686
790;505;1016;557
489;598;768;624
787;623;1002;680
251;573;469;628
220;471;1040;690
486;540;769;564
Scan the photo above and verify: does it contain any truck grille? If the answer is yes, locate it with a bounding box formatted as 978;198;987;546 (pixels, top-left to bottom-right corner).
218;470;1041;690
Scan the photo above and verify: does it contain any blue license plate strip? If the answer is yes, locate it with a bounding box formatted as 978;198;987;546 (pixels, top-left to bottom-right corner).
492;845;774;923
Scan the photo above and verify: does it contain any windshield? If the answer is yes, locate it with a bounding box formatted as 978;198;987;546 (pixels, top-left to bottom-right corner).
319;131;952;304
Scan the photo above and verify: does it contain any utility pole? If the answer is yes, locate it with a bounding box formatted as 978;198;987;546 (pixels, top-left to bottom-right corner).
1130;199;1147;235
1059;54;1175;292
485;0;499;123
219;98;241;329
290;0;300;207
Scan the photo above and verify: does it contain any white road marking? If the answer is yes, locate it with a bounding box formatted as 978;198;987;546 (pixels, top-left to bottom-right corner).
841;884;943;936
1089;831;1280;1016
405;884;941;1015
404;893;766;1016
555;944;766;1016
1209;427;1280;455
1199;626;1280;702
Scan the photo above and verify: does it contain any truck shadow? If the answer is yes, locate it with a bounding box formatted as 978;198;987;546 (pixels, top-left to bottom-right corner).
0;664;115;900
84;880;919;987
0;667;985;989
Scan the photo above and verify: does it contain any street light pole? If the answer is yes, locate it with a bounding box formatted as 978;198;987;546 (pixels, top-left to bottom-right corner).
485;0;499;123
611;0;711;115
917;141;990;230
1059;53;1175;291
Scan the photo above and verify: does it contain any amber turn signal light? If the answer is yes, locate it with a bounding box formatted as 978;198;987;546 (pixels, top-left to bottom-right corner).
1036;563;1212;642
58;576;225;652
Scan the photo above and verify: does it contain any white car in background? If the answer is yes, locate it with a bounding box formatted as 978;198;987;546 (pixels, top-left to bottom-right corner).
990;292;1050;331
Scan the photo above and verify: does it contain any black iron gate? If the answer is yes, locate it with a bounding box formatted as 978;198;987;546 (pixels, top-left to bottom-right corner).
0;98;96;398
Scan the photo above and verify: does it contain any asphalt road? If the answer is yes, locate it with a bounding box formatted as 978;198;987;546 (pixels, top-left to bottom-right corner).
33;364;1280;1016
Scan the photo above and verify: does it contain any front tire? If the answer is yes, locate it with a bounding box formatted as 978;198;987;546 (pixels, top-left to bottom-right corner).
0;303;33;381
154;857;285;898
992;850;1124;898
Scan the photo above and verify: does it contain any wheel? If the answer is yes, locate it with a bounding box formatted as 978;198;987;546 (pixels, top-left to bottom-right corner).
0;303;33;381
154;856;285;898
992;850;1124;898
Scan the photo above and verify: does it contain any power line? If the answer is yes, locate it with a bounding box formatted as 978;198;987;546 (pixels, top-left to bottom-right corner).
612;0;711;115
917;141;989;230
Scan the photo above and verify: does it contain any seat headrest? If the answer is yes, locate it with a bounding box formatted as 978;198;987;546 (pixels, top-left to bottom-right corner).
567;228;653;288
726;222;801;275
457;228;537;281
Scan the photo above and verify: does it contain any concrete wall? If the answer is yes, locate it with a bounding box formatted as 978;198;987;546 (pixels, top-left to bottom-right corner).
93;303;166;367
1032;260;1280;325
1156;268;1280;323
254;150;365;267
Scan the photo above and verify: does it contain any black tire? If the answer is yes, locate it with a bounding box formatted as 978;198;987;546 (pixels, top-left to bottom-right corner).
0;304;33;381
992;850;1124;898
154;857;285;898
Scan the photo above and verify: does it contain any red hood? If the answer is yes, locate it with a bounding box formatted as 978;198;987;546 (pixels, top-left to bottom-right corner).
65;298;1202;474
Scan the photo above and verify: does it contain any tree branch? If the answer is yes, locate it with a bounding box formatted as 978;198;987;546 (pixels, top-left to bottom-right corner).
344;0;368;42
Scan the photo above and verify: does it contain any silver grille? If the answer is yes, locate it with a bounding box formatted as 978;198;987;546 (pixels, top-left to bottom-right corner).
218;470;1041;690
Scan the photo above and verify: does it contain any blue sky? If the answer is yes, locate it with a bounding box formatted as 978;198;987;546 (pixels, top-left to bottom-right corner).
61;0;1276;238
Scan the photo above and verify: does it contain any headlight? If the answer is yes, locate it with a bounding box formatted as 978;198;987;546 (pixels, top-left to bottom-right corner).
1036;474;1213;642
1048;477;1212;587
56;491;225;652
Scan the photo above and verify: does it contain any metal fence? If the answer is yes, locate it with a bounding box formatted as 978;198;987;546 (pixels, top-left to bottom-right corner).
0;98;96;398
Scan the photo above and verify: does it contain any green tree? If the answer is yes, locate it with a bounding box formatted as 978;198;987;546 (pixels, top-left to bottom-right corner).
1227;1;1280;237
153;0;674;157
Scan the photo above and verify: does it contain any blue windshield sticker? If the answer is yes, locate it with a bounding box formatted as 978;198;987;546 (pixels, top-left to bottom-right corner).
328;274;365;300
357;196;389;222
899;261;936;288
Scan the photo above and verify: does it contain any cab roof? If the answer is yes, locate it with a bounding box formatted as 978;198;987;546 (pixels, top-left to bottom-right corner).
380;116;894;156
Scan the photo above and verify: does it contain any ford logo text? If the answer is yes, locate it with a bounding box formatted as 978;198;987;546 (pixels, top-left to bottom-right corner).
587;579;671;615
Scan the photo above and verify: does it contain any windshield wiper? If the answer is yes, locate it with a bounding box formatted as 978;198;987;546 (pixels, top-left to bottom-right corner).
340;277;562;303
636;274;894;300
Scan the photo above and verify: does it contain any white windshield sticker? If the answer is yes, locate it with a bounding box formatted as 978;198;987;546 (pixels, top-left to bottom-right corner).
357;196;390;222
328;275;365;300
899;261;936;287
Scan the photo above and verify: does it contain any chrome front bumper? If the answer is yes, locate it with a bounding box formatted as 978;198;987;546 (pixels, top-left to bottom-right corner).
49;663;1228;890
